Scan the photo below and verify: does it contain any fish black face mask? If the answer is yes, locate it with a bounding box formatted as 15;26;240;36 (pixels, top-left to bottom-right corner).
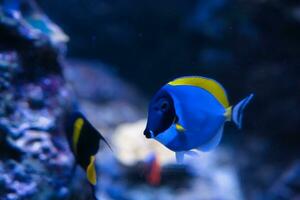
144;90;176;138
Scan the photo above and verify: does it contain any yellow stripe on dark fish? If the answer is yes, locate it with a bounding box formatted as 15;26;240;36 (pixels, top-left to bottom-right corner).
168;76;230;108
72;118;84;155
87;156;97;185
66;111;112;200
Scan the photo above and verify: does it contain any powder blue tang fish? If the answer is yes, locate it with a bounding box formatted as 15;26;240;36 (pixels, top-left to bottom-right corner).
143;76;253;162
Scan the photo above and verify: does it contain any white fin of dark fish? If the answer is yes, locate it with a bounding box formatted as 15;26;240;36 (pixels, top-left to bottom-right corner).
198;125;224;152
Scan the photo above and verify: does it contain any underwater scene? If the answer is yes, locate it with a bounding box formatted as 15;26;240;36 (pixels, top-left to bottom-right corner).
0;0;299;199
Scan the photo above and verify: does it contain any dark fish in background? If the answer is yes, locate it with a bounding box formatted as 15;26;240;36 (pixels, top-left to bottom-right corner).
65;111;111;200
144;76;253;163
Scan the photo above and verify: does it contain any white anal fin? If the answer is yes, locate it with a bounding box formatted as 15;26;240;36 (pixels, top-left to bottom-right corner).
175;152;185;164
185;150;199;157
198;125;224;152
176;151;199;163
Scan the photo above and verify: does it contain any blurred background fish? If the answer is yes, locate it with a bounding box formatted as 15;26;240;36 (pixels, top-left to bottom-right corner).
144;153;161;186
65;111;111;200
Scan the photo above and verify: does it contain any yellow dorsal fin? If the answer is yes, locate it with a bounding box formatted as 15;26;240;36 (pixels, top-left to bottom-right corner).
73;118;84;155
87;156;97;185
175;123;185;132
168;76;229;108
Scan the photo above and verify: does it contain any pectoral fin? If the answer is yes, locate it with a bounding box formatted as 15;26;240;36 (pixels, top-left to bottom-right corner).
86;156;97;185
175;123;185;132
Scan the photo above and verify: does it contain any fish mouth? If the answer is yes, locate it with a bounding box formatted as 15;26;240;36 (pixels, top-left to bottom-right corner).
144;129;155;139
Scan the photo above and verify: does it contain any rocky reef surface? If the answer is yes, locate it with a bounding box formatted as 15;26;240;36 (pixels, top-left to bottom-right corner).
0;1;93;199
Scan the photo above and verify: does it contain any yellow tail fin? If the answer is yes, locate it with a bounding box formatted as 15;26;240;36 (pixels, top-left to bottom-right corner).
224;106;232;121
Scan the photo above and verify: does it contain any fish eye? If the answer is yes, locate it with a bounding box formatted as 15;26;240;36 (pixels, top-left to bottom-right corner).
160;101;169;111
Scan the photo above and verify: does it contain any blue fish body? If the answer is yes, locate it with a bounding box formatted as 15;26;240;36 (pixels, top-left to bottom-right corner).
155;84;225;151
144;76;253;162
